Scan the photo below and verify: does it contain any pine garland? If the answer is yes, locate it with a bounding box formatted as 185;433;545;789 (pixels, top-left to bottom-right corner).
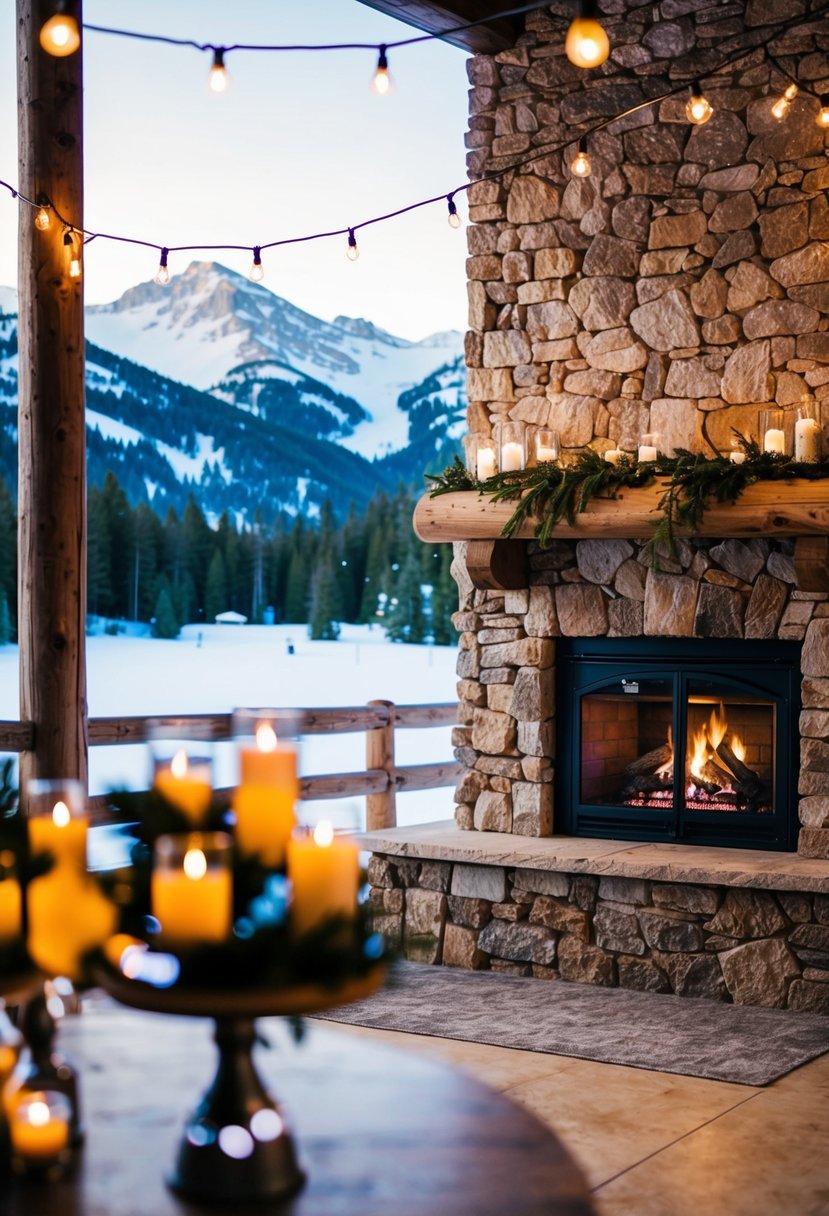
427;441;829;560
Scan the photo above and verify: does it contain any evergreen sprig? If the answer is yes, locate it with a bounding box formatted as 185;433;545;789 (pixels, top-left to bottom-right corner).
427;441;829;560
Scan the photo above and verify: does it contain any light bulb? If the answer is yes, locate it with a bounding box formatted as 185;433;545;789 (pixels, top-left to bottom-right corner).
371;45;391;96
39;8;80;57
63;228;81;278
571;137;591;177
771;82;797;120
154;248;170;286
346;229;359;261
34;207;51;231
447;195;461;228
208;48;229;94
564;7;609;70
817;93;829;128
69;257;81;279
685;81;713;126
249;247;264;282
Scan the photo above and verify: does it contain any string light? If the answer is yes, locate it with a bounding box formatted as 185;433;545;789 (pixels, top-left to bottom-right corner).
39;2;81;57
771;81;798;120
154;248;170;286
34;206;51;232
817;93;829;127
208;47;229;94
249;246;264;282
346;229;359;261
570;136;591;177
565;0;609;69
446;194;461;228
63;230;81;279
685;80;713;126
372;45;391;96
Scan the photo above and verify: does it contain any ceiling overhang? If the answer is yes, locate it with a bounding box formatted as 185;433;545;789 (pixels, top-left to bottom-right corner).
356;1;529;54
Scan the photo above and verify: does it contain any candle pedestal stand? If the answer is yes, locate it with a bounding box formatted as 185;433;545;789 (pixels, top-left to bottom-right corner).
18;988;83;1149
95;965;384;1205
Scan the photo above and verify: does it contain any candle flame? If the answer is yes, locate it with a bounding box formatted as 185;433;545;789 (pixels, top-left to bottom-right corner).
52;801;71;828
255;722;278;753
313;821;335;848
183;848;207;880
27;1100;51;1128
171;749;189;779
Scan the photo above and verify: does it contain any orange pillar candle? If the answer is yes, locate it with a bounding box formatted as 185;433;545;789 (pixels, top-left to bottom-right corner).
286;822;360;937
151;832;233;944
0;850;22;944
153;749;213;825
234;718;298;868
27;782;88;869
9;1090;71;1162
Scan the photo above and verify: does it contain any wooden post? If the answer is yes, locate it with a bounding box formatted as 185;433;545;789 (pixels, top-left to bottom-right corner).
365;699;396;830
17;0;87;786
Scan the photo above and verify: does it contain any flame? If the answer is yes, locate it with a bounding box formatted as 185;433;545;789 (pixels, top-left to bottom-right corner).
731;733;746;763
183;849;207;880
687;704;730;782
689;725;708;781
52;801;71;828
313;821;334;848
255;721;278;753
170;749;188;779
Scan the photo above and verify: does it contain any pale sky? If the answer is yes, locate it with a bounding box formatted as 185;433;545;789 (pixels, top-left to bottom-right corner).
0;1;470;340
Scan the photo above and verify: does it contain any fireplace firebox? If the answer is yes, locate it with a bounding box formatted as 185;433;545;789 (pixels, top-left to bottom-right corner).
557;639;801;852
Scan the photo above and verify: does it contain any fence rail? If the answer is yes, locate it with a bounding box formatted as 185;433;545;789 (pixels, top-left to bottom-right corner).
2;702;460;830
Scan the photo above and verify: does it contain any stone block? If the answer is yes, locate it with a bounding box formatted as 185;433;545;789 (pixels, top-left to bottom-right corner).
798;827;829;859
447;895;492;929
405;888;447;939
801;620;829;678
798;797;829;827
597;877;650;905
512;782;553;836
745;574;788;639
524;585;558;637
644;571;698;636
534;247;579;278
517;720;554;759
477;919;557;965
788;979;829;1015
473;790;512;832
721;339;771;404
509;666;553;722
576;540;633;586
719;939;799;1007
655;952;727;1000
769;242;829;289
630;289;700;351
483;330;532;368
584;327;649;373
693;583;745;638
451;863;507;902
652;884;719;915
367;855;397;889
512;868;569;898
442;923;487;970
648;210;707;249
557;935;616;986
638;909;704;953
492;902;528;921
617;957;671;993
555;583;609;636
595;904;646;955
471;707;517;755
704;891;787;938
507;176;560;225
419;861;452;893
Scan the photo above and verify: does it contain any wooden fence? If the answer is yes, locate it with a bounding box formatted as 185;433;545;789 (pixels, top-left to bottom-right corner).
0;702;460;831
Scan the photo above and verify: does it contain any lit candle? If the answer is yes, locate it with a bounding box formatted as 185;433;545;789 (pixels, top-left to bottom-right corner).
27;868;117;980
500;441;524;472
28;798;88;869
286;822;360;937
638;445;657;463
151;834;233;944
475;447;497;481
795;416;821;463
604;449;623;466
0;874;22;945
764;428;786;455
729;450;747;464
233;720;298;868
154;749;213;825
9;1092;70;1162
536;444;559;463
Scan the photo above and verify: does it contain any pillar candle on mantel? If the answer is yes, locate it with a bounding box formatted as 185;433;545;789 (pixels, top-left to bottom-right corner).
287;823;359;937
497;420;526;473
151;832;233;944
795;402;821;463
233;716;298;869
761;409;787;456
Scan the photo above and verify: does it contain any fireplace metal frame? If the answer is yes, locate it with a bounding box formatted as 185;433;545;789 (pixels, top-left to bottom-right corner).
556;638;801;852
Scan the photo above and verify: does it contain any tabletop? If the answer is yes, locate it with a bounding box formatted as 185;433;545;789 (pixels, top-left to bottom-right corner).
4;1000;595;1216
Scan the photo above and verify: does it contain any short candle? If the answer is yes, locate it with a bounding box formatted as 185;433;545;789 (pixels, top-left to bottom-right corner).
637;444;658;463
475;447;497;481
729;450;747;465
604;449;623;466
287;822;359;937
154;750;212;825
795;416;821;463
28;799;88;870
500;441;524;472
763;428;786;455
151;835;233;943
9;1093;70;1161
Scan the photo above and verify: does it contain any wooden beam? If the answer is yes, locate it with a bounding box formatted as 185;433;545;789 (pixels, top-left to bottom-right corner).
413;483;829;544
17;0;87;787
466;538;528;589
356;0;524;53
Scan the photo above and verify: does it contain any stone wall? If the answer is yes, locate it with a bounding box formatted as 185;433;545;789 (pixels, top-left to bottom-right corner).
464;3;829;458
369;853;829;1012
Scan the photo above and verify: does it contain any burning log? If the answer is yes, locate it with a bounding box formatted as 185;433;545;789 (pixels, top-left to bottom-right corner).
624;741;672;777
714;740;771;812
621;770;673;800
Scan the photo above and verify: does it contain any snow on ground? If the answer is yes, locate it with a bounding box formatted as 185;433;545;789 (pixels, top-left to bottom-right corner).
0;624;458;828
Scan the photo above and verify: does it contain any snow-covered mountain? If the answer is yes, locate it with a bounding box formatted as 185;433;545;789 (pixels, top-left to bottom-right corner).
86;262;462;457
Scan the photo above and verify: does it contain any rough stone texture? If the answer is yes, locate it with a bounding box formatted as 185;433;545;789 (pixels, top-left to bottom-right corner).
576;540;633;586
719;939;800;1008
451;863;507;903
477;919;557;966
555;583;609;636
704;891;787;939
629;290;700;351
442;923;487;969
644;572;698;636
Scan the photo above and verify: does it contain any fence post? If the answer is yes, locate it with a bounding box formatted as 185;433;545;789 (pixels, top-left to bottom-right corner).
365;699;396;830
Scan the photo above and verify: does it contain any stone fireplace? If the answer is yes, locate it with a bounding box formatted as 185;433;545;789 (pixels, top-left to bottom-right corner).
365;0;829;1011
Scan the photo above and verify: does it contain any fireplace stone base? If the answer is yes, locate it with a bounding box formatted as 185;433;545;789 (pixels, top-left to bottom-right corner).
364;823;829;1013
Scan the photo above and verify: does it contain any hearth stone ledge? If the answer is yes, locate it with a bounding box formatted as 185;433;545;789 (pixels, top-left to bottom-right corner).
362;823;829;1013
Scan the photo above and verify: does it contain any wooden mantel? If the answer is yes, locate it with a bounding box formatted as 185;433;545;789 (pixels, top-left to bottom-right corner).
413;481;829;592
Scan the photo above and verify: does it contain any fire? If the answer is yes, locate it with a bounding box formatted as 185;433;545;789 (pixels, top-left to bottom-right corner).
686;703;743;786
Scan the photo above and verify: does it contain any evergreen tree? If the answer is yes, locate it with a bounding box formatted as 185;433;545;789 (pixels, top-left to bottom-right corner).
0;476;16;636
308;547;342;640
205;549;229;622
0;593;10;646
182;495;213;613
429;545;456;644
152;583;180;639
384;549;426;643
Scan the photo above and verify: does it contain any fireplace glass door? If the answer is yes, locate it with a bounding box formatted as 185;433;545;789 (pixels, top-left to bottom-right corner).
559;639;799;851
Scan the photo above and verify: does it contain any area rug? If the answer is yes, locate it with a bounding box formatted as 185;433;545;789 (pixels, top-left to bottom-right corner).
314;963;829;1086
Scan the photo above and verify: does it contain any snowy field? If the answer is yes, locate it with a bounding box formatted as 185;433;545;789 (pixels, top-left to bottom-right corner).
0;624;458;828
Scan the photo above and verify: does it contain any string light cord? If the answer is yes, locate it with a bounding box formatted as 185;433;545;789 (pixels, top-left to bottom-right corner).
4;5;826;270
82;2;553;57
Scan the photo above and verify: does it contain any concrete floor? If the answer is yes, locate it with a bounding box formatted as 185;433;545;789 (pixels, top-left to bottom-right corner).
330;1020;829;1216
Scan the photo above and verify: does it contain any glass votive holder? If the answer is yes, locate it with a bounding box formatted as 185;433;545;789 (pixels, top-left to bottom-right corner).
0;1000;23;1086
232;709;303;869
637;432;660;463
151;831;233;944
8;1089;72;1175
0;849;22;948
26;779;88;870
729;437;747;464
496;419;527;472
147;719;214;825
761;408;789;456
795;399;822;463
604;448;624;466
463;432;498;482
534;428;560;465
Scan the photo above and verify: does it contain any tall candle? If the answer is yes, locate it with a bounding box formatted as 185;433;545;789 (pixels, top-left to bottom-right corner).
154;750;212;824
287;823;359;937
764;428;786;455
234;721;298;868
151;836;232;943
500;441;524;472
795;416;821;463
475;447;497;480
638;445;657;463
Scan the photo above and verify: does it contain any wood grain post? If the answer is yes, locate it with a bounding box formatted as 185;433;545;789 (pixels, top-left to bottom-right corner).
17;0;87;787
365;699;396;830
